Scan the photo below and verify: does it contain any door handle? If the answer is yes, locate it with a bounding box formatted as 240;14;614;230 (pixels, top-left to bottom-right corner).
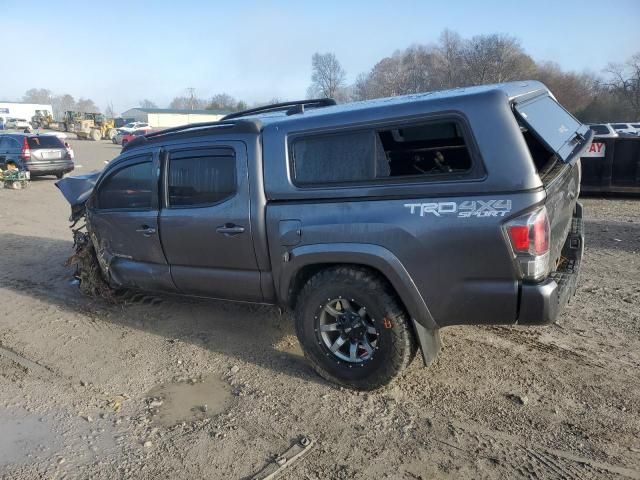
216;224;245;236
136;225;156;237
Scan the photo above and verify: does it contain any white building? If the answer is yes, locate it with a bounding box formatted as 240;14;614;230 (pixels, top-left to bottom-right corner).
0;101;53;124
119;107;230;128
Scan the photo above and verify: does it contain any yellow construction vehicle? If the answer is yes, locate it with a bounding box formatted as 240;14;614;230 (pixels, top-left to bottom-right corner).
64;111;117;141
31;110;56;129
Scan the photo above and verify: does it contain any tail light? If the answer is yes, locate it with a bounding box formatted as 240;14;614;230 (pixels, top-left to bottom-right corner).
20;137;31;160
504;207;550;281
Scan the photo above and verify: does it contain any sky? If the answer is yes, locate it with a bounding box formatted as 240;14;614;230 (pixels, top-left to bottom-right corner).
1;0;639;115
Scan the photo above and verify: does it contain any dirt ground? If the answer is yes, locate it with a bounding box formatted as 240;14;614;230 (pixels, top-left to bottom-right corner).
0;136;639;480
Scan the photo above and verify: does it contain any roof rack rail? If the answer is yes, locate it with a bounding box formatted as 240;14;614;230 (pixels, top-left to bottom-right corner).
143;120;236;138
221;98;336;120
121;119;260;153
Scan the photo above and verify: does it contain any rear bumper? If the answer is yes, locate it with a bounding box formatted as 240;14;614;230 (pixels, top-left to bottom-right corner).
26;161;75;176
517;202;584;325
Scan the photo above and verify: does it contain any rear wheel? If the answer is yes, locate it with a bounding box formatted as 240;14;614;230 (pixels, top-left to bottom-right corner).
90;129;101;141
55;172;64;179
294;266;416;390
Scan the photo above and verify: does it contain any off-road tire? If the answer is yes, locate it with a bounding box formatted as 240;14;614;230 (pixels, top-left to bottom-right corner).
294;266;416;390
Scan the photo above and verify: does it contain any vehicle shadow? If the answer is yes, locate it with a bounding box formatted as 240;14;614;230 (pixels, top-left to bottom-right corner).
0;232;327;387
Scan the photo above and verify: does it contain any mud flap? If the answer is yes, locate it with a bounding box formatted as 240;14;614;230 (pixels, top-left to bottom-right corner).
412;319;441;367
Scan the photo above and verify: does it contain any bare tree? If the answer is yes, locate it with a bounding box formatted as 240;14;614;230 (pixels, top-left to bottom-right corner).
169;95;206;110
105;101;116;119
139;99;158;109
309;52;347;99
604;53;640;119
534;62;598;114
51;94;76;120
75;98;100;113
433;29;464;88
23;88;53;104
207;93;238;111
462;34;535;85
350;29;636;121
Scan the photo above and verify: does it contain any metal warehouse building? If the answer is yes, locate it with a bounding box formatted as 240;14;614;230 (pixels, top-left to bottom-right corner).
119;107;230;128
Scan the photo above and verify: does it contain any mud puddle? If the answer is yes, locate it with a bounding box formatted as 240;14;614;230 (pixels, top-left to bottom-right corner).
146;375;232;427
0;408;62;466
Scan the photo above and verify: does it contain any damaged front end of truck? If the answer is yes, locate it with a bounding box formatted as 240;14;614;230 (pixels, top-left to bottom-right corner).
56;173;114;298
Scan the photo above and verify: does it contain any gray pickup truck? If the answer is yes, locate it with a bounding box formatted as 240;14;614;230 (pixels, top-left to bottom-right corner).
57;81;589;390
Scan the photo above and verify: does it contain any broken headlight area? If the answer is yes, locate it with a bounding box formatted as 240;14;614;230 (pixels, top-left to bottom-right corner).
66;213;114;299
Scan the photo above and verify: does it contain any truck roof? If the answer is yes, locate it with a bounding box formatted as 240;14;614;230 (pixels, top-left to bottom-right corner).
243;80;549;125
122;80;549;152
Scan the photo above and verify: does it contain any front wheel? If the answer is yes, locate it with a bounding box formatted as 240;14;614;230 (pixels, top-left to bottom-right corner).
294;267;416;390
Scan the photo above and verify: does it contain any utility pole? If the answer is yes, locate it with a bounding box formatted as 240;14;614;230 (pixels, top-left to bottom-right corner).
186;87;196;110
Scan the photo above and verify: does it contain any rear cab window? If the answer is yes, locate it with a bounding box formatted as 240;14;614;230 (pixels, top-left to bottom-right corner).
589;125;609;135
291;119;474;186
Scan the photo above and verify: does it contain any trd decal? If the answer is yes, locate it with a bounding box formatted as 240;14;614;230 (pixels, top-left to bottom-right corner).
404;200;512;218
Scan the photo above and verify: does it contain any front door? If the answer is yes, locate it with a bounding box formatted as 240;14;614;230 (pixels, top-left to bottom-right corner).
159;141;262;301
87;151;175;292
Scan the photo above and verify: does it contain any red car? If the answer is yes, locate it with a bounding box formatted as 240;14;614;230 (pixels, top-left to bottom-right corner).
121;128;154;147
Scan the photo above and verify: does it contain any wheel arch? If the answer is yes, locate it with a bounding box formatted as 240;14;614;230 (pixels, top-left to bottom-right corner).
280;243;438;330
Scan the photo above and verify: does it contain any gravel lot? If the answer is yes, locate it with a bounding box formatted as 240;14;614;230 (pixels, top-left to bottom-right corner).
0;136;639;479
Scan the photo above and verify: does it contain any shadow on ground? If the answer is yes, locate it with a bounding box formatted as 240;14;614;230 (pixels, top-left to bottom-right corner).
0;232;325;387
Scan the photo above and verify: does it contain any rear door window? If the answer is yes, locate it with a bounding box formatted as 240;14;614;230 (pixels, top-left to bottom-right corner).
167;150;236;207
514;95;589;162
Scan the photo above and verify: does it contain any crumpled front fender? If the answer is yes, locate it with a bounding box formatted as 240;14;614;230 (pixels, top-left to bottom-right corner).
55;171;101;221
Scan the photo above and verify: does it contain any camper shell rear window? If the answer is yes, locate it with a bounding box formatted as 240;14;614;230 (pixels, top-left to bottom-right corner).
514;95;589;163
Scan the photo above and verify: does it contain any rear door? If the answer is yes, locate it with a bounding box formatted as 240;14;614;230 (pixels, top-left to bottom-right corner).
159;141;262;301
87;151;176;292
0;136;21;169
0;136;8;167
514;95;590;265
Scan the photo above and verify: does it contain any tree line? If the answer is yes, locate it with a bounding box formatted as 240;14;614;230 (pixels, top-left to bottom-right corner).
16;30;639;123
308;30;640;122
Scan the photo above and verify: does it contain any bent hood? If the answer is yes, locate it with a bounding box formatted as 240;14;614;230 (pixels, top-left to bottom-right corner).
55;171;101;207
55;171;101;219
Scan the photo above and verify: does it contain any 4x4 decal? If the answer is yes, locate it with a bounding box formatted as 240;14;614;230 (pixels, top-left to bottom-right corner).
404;200;512;218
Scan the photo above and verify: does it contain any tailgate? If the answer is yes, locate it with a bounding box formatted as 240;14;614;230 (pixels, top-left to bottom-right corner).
544;161;581;266
30;148;64;161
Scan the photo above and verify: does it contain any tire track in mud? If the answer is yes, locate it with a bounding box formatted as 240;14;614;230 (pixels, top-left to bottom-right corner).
0;344;54;378
485;326;608;370
444;420;640;479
